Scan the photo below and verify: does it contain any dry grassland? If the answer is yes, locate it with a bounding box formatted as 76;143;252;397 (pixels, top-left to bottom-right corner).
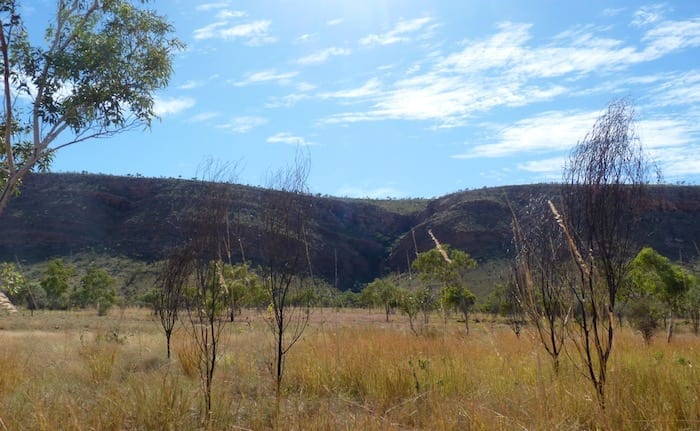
1;308;699;430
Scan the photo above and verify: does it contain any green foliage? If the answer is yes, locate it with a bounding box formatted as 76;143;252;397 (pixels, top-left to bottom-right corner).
41;259;75;310
626;247;693;314
627;296;663;344
397;287;421;335
412;246;477;287
221;261;261;320
0;262;26;297
1;0;182;212
72;267;117;315
412;245;478;332
440;285;476;315
361;277;399;321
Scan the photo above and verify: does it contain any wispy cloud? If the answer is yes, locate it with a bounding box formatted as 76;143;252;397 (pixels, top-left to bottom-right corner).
217;116;268;133
516;157;567;176
187;112;221;123
194;20;275;45
360;17;434;46
265;82;317;109
602;7;625;17
178;80;204;90
323;15;700;128
632;4;666;27
217;10;246;19
235;69;298;86
452;111;599;159
649;71;700;106
196;2;230;12
320;78;382;101
297;47;351;65
327;18;344;26
154;97;195;117
267;132;314;146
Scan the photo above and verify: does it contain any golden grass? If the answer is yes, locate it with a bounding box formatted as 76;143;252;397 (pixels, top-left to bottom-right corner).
0;308;699;430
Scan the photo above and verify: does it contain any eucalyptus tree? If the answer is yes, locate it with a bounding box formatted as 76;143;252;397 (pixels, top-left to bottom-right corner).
0;0;182;213
625;247;693;343
411;242;477;334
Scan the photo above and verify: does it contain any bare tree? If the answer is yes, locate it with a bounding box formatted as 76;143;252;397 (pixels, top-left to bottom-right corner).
510;196;571;371
175;160;237;420
259;152;313;398
558;98;654;406
154;247;193;359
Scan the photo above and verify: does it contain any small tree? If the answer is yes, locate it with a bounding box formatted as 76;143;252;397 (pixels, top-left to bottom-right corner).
259;152;313;398
176;161;238;421
185;259;230;419
224;261;261;322
41;258;74;310
155;248;193;359
397;287;421;335
0;0;182;214
510;196;571;371
626;247;692;343
361;277;399;321
440;285;476;333
72;266;117;315
411;235;477;334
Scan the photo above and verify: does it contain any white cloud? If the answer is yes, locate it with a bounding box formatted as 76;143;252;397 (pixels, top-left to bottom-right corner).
217;10;246;19
267;132;314;146
178;80;204;90
327;18;344;26
360;17;433;46
632;4;666;27
153;97;195;117
297;47;351;65
266;81;318;108
265;93;309;109
649;70;700;107
196;2;230;12
517;157;567;176
323;16;700;128
642;18;700;59
320;78;382;100
217;116;268;133
636;117;698;149
296;82;317;92
602;7;625;17
193;19;276;45
187;112;220;123
297;33;318;43
235;69;298;86
452;110;599;159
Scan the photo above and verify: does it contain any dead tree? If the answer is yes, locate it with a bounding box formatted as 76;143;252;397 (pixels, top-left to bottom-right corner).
176;160;238;420
155;247;193;359
559;98;654;407
259;152;313;398
510;196;571;371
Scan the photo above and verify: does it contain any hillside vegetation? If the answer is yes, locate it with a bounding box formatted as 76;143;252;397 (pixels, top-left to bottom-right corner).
0;173;698;297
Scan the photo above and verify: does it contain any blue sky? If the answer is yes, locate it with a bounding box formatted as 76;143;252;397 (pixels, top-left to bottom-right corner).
26;1;700;198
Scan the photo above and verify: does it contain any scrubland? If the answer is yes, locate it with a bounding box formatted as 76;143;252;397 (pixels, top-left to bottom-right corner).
1;308;699;430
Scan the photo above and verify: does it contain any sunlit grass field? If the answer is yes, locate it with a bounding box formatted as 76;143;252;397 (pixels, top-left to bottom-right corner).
1;308;699;430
